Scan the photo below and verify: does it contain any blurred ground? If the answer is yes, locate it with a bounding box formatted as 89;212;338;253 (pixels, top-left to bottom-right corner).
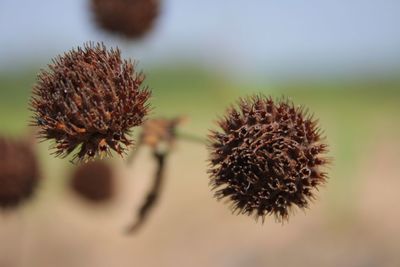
0;67;400;267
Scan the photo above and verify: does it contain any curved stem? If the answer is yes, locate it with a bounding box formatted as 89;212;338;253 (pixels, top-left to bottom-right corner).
126;151;167;233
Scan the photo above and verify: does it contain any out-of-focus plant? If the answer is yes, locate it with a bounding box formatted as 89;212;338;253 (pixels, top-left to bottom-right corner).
0;136;41;209
91;0;160;39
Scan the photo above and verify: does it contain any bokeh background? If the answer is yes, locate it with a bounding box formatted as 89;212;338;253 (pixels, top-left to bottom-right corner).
1;0;399;266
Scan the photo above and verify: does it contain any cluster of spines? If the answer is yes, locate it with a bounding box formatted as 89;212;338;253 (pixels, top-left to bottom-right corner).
208;96;329;222
31;43;151;162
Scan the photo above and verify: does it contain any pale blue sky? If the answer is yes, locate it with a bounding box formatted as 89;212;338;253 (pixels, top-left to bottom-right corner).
0;0;399;78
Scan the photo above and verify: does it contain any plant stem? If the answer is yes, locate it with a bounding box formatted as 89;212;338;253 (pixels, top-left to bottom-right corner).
126;151;167;233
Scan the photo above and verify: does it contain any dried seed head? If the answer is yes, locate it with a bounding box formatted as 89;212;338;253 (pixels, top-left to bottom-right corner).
70;161;114;203
140;117;183;148
30;42;151;162
91;0;160;39
208;96;329;222
0;137;40;209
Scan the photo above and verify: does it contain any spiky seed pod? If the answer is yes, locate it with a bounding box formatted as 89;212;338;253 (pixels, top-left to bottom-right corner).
30;43;151;162
0;137;40;209
70;161;114;203
208;96;329;222
91;0;160;39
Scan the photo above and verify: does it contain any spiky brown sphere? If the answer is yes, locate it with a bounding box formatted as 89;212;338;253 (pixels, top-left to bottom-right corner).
0;137;40;209
208;96;329;221
31;43;151;162
70;161;114;203
91;0;160;39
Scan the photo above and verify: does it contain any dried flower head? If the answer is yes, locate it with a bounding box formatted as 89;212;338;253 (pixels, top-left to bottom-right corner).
208;96;329;222
127;117;184;163
0;137;40;209
70;161;114;203
140;117;183;148
91;0;160;39
30;42;151;162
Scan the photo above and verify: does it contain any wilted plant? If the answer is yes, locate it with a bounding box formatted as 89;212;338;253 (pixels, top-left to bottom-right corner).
91;0;160;39
0;137;40;209
208;96;329;222
128;117;184;163
70;160;114;203
126;117;185;233
30;42;151;162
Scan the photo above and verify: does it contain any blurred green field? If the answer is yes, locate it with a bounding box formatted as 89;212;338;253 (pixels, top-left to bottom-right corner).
1;67;399;133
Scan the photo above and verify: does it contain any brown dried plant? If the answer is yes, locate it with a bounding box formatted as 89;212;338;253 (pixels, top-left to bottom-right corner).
126;117;184;233
30;42;151;162
0;137;40;209
70;160;114;203
208;96;329;222
91;0;160;39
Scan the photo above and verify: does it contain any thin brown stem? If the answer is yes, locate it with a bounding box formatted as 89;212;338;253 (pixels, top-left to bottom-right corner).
126;151;167;233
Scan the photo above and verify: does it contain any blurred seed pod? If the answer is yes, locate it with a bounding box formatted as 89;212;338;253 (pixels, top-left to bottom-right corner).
91;0;160;39
127;117;184;164
70;161;114;203
208;96;329;222
140;117;183;150
0;137;40;209
30;42;151;162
